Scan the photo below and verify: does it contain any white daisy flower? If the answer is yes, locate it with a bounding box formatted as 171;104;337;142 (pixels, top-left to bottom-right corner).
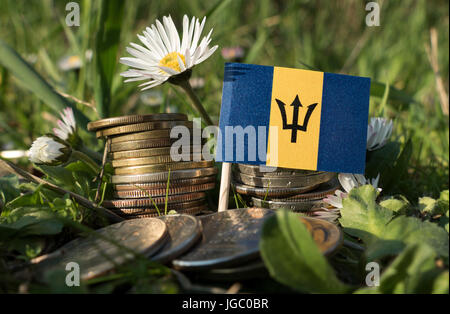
29;135;71;165
120;15;218;90
311;207;341;224
221;46;244;61
322;189;348;210
53;107;76;140
367;117;393;151
314;173;382;223
58;50;93;71
323;173;382;209
58;55;82;71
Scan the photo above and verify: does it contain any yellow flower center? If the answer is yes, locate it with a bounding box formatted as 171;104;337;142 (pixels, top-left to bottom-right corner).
68;56;80;65
159;52;186;73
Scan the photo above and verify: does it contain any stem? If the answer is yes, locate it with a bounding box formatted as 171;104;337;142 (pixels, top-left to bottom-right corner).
177;79;214;126
95;137;110;203
72;150;101;174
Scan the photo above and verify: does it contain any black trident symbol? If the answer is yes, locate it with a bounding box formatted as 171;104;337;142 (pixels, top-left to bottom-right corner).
275;95;318;143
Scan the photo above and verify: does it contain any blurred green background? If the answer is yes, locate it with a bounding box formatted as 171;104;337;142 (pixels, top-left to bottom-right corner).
0;0;448;201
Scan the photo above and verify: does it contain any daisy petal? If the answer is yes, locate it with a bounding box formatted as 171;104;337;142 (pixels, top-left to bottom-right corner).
158;65;179;75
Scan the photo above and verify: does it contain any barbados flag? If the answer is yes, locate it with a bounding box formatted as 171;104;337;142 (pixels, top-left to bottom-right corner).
216;63;371;174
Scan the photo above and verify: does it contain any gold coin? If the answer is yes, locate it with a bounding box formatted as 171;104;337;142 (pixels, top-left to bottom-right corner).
114;176;216;191
113;182;215;199
110;135;204;152
111;154;203;168
96;120;193;137
235;164;323;177
117;206;207;219
300;217;343;256
102;192;206;209
87;113;188;131
110;128;193;143
110;138;176;152
112;167;218;184
110;199;206;213
110;145;203;160
114;161;214;175
232;181;319;197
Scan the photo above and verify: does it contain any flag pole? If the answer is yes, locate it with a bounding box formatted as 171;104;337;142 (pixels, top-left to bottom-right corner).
218;162;232;212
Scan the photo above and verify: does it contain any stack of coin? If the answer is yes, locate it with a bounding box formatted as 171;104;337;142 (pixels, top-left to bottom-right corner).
231;164;338;213
172;208;343;282
88;114;217;219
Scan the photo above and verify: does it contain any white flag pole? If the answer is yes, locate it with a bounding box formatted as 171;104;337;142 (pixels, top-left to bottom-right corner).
218;162;232;212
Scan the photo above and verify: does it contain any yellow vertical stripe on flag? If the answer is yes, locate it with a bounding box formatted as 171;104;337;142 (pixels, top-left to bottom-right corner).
266;67;324;170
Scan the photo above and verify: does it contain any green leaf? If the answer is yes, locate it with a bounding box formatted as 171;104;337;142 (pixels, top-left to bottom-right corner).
0;208;63;238
439;190;449;204
340;186;449;261
6;190;43;210
65;160;97;177
94;0;124;118
0;174;20;204
260;210;350;293
379;197;410;214
0;39;89;129
13;237;47;259
439;210;449;233
355;244;447;294
11;214;62;236
419;196;439;214
37;165;76;189
438;190;449;215
339;185;393;246
431;271;450;294
437;191;449;232
374;244;436;294
369;216;449;260
418;190;448;216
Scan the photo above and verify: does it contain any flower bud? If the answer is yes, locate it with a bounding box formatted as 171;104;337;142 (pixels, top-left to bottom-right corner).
28;135;72;166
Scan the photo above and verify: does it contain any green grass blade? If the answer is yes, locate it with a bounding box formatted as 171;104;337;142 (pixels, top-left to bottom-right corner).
0;39;89;129
94;0;124;118
133;184;161;216
164;169;171;215
378;81;390;117
205;0;233;20
370;81;417;108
